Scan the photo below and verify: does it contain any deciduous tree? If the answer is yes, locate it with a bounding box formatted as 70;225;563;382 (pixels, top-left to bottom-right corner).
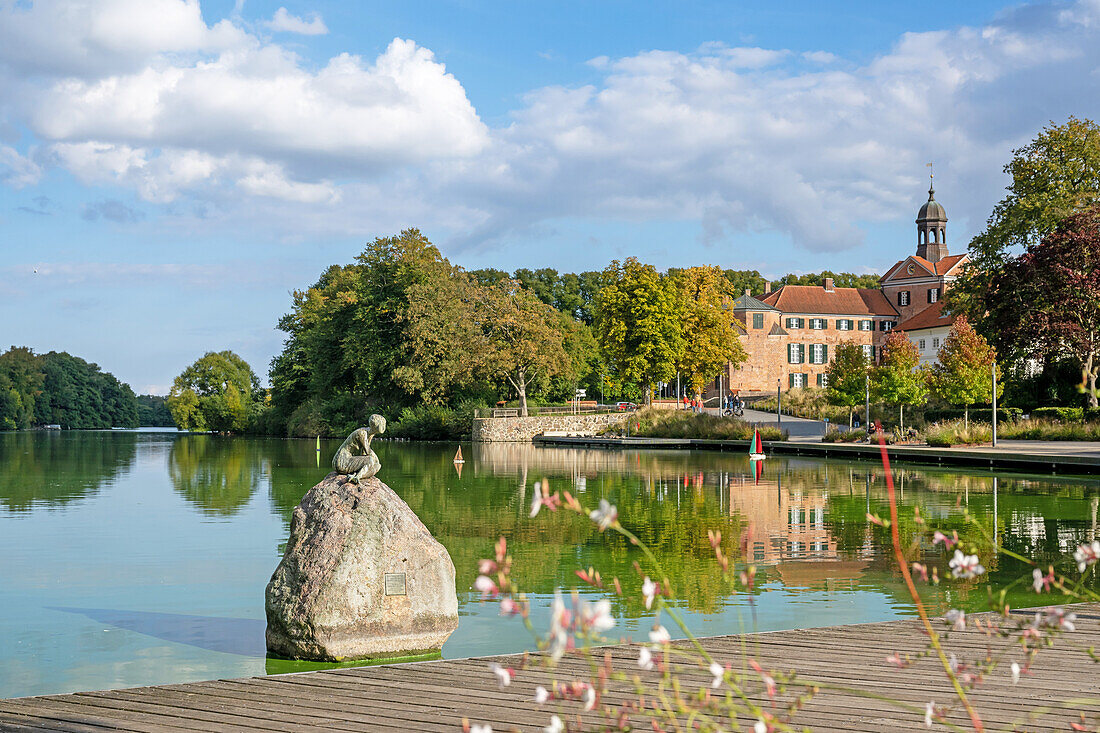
594;258;683;404
927;317;1001;425
873;332;927;433
670;266;747;398
168;351;261;433
825;341;869;429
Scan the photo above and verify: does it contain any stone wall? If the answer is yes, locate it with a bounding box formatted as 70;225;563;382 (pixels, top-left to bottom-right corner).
472;413;628;442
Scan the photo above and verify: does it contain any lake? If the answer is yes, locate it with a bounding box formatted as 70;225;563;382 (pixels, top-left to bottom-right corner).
1;429;1097;699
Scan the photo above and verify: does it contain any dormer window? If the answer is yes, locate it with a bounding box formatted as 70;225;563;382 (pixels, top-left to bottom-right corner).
898;291;910;306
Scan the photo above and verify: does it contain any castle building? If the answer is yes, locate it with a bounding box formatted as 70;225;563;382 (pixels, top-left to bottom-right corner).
710;178;967;395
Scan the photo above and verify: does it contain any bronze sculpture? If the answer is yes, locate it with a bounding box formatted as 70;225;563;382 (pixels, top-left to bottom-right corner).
332;414;386;482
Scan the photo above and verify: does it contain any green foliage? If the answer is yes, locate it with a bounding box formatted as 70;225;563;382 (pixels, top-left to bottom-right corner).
670;266;747;396
1030;407;1085;422
135;395;175;427
873;332;928;430
923;407;1022;423
613;406;787;441
998;418;1100;440
926;317;1001;423
825;341;870;427
772;270;881;289
168;351;261;433
757;388;857;423
0;347;137;430
950;118;1100;344
595;258;683;401
388;402;479;441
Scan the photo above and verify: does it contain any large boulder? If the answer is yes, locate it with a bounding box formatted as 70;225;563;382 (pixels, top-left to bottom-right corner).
265;472;459;660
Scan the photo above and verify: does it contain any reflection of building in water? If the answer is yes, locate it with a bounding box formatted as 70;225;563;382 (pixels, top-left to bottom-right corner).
722;468;869;588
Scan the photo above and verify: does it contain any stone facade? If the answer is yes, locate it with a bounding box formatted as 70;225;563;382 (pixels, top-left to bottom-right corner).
472;413;627;442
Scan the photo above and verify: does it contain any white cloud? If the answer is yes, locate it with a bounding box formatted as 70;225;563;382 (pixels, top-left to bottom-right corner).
0;145;42;187
265;7;328;35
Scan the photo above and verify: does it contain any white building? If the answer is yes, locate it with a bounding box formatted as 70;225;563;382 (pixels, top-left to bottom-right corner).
896;301;954;365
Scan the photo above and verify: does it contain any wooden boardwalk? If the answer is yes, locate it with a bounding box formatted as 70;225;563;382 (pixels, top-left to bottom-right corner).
3;604;1100;732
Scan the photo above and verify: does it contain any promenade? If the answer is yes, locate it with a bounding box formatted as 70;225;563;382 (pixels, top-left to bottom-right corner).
3;604;1099;732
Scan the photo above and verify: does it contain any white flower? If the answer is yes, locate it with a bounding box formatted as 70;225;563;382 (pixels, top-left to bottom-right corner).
471;725;493;733
582;684;596;711
1074;540;1100;573
530;481;543;518
948;549;984;579
649;625;671;645
1010;661;1020;684
925;701;934;727
589;499;618;530
1032;568;1046;593
637;646;654;670
548;591;569;661
943;609;966;631
489;662;514;688
534;685;550;704
642;576;658;610
579;598;615;632
544;715;564;733
754;719;767;733
709;661;724;688
1044;607;1076;632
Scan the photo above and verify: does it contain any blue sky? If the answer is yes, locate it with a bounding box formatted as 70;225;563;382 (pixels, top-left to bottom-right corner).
2;0;1098;393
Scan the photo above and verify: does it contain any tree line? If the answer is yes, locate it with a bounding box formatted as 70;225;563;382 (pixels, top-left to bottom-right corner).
0;347;140;430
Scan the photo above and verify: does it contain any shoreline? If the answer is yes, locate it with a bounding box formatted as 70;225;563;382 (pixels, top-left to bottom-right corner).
533;434;1100;475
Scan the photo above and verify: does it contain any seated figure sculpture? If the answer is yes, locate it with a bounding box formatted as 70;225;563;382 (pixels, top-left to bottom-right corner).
332;414;386;483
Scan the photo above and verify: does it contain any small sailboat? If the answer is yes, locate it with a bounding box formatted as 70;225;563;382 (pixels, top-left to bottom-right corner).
748;428;766;461
453;446;465;464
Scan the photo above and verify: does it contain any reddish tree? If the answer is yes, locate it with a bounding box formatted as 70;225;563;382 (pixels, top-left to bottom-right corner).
993;206;1100;406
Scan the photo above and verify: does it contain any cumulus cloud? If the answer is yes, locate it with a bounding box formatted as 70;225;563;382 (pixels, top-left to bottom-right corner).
4;0;1100;256
265;7;328;35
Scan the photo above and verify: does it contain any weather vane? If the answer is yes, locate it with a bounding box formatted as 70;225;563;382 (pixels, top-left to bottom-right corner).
927;161;934;182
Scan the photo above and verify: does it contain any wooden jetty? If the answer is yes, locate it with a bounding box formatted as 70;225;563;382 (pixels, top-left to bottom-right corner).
3;604;1099;731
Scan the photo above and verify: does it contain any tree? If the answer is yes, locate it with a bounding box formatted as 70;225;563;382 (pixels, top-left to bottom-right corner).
168;351;261;433
927;317;1001;425
950;118;1100;328
475;279;571;417
670;266;747;398
825;341;870;428
594;258;683;404
873;332;927;433
989;207;1100;406
0;347;44;429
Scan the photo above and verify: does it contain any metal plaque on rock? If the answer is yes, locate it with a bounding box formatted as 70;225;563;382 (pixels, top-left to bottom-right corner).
384;573;407;596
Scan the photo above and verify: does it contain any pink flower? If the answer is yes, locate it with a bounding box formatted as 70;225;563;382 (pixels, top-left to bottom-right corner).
944;609;966;631
1044;607;1076;632
749;659;776;698
642;576;658;610
933;530;958;549
911;562;928;582
637;646;654;671
489;662;514;689
709;661;724;688
478;559;497;574
474;575;498;598
1032;567;1053;593
499;597;520;616
1074;541;1100;573
589;499;618;530
948;549;984;579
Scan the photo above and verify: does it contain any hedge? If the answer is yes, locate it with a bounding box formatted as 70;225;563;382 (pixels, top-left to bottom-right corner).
1030;407;1084;422
924;407;1023;423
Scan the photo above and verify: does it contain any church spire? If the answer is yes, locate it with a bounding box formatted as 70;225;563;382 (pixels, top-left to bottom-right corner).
916;168;948;262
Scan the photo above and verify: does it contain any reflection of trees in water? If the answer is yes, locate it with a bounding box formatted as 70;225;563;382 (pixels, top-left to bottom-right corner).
0;431;138;512
168;435;266;516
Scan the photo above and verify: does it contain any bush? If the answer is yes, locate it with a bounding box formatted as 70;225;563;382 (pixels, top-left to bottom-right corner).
924;407;1022;423
606;406;787;441
1087;407;1100;422
822;428;866;443
389;401;480;441
1031;407;1084;422
924;420;993;447
998;418;1100;441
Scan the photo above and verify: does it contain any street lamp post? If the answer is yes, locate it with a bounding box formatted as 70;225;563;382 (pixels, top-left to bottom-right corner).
865;374;870;436
776;379;781;425
992;361;998;447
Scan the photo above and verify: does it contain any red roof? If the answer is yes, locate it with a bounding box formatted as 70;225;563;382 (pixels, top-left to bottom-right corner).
895;301;955;332
759;285;896;316
883;253;969;281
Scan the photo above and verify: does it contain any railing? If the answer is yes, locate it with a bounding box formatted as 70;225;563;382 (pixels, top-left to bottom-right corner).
475;405;621;418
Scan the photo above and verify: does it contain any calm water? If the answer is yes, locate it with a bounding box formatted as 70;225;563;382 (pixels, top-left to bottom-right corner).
1;430;1098;699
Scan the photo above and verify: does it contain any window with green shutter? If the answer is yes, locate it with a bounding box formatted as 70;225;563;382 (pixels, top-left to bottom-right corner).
798;317;806;328
822;344;828;362
753;312;763;329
